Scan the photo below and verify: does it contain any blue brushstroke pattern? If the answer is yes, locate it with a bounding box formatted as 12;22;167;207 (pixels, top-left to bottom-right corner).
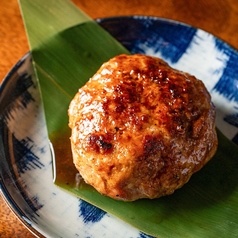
79;199;106;223
232;133;238;145
139;232;155;238
224;113;238;128
213;39;238;102
27;195;43;214
224;113;238;145
98;17;197;63
11;134;44;213
1;73;35;122
2;133;44;215
131;18;197;63
12;135;45;174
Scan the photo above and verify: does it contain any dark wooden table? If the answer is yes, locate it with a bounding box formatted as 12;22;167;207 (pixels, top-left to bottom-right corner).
0;0;237;236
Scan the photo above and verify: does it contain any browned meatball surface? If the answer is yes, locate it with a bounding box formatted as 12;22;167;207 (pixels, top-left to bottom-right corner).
68;54;218;201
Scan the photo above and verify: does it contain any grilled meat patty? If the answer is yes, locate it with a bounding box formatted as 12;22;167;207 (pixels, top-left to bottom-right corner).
68;54;218;201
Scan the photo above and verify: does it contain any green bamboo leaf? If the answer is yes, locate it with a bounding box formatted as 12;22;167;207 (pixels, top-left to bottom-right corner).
19;0;91;49
19;0;238;237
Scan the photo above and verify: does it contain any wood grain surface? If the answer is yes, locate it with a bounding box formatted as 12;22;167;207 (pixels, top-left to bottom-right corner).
0;0;237;237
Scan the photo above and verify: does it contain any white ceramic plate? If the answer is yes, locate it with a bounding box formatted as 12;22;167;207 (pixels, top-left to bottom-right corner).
1;16;238;238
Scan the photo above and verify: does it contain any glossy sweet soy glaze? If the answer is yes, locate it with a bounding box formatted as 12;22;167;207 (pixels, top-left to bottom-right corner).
68;54;218;201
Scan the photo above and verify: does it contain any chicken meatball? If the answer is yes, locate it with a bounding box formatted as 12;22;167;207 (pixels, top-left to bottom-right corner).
68;54;218;201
